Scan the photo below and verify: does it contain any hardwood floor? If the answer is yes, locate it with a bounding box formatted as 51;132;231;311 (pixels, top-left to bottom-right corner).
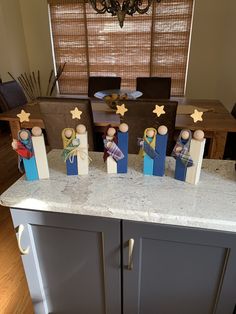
0;128;33;314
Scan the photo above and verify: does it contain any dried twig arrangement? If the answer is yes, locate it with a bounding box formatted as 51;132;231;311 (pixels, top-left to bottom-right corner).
8;62;66;101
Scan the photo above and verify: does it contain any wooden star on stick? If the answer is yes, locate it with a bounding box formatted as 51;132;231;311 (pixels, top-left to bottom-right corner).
116;104;128;117
70;107;82;119
190;109;203;123
153;105;165;117
17;110;31;123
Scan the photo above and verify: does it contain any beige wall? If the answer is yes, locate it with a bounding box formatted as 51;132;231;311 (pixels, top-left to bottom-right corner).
0;0;29;82
0;0;236;111
218;0;236;112
19;0;54;94
186;0;236;111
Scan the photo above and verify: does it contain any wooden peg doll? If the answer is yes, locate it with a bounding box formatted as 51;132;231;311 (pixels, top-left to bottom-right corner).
31;126;49;179
117;123;129;173
104;127;118;174
186;130;206;185
76;124;89;175
12;129;39;181
153;125;168;176
141;128;158;175
62;128;78;175
103;127;124;174
172;129;194;181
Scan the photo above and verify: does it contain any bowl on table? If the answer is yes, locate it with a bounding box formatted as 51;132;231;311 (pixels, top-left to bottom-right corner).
94;89;142;110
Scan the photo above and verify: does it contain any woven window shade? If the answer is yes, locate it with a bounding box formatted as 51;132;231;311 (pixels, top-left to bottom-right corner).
151;0;194;96
50;2;89;94
49;0;193;96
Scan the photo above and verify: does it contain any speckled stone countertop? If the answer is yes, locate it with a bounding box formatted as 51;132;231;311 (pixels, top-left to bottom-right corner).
1;150;236;232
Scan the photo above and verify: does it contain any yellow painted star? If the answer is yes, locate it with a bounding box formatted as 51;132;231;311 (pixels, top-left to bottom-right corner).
17;110;31;123
70;107;82;119
153;105;165;117
190;109;203;123
116;103;128;117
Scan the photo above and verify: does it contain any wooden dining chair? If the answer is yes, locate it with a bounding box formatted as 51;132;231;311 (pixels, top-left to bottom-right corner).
88;76;121;98
38;98;95;150
0;80;27;112
118;99;178;155
136;77;171;99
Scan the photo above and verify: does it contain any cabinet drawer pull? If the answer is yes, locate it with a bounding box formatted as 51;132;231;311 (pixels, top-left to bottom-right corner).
15;224;30;255
128;238;134;270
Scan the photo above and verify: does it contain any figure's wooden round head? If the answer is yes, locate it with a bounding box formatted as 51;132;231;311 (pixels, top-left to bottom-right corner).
181;130;190;140
76;124;86;134
32;126;42;137
158;125;168;135
64;129;73;139
146;129;155;138
119;123;129;133
107;127;116;137
19;130;29;141
193;130;204;141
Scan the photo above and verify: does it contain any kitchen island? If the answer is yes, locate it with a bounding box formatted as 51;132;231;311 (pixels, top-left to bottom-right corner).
1;151;236;314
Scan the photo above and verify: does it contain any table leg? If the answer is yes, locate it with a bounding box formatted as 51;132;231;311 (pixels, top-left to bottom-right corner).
208;132;227;159
9;121;21;139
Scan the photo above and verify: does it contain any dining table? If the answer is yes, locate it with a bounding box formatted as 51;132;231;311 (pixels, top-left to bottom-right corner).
0;97;235;160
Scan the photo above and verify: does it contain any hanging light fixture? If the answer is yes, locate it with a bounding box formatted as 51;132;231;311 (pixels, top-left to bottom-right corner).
89;0;161;28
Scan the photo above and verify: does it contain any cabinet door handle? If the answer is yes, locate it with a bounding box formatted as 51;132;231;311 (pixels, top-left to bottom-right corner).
15;224;30;255
128;238;134;270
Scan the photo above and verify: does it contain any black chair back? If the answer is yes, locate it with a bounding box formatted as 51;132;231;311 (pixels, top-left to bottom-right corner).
88;76;121;98
39;98;95;150
0;80;27;111
224;103;236;160
118;99;178;155
231;103;236;119
136;77;171;99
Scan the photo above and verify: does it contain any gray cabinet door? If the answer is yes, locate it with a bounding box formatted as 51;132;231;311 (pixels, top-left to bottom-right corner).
11;209;121;314
123;221;236;314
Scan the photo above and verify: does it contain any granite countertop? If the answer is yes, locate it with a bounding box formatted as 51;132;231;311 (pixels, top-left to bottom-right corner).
1;150;236;232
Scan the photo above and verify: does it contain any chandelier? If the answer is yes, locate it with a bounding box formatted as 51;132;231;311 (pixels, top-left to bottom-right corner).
89;0;161;28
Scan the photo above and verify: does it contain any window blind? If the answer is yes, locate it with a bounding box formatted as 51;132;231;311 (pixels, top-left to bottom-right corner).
49;0;193;96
